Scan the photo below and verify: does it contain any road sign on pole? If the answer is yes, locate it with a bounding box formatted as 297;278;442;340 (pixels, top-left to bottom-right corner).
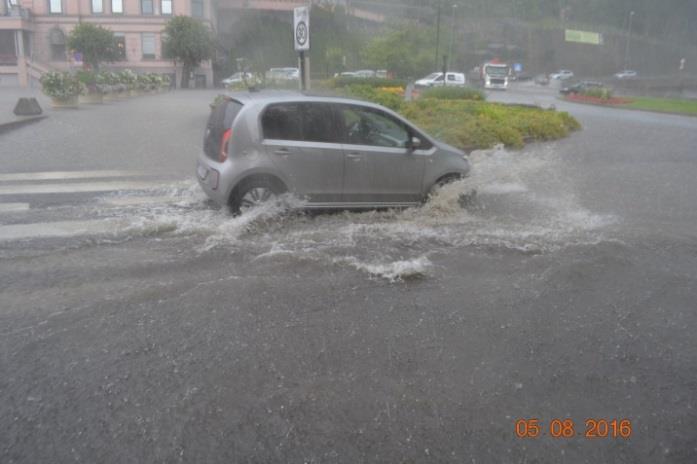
294;6;310;52
294;6;310;91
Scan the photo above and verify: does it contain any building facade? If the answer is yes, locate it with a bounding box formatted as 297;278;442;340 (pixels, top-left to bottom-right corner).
0;0;214;88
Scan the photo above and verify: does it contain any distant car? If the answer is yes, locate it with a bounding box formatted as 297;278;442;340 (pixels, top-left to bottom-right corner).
335;71;358;78
198;92;471;215
560;80;604;95
614;70;638;80
376;69;388;79
267;68;299;81
414;72;466;88
354;70;376;78
550;70;574;80
534;74;550;86
221;72;253;86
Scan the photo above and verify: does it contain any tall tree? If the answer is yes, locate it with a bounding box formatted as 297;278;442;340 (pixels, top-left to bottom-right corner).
162;16;213;88
67;23;119;71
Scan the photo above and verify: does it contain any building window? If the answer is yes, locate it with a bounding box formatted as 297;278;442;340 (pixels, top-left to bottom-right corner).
161;0;172;15
111;0;123;13
141;0;153;15
191;0;203;18
48;0;62;14
49;27;66;59
114;33;126;60
141;33;156;59
92;0;103;13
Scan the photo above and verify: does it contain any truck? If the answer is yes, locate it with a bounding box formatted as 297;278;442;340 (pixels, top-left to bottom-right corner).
481;61;511;90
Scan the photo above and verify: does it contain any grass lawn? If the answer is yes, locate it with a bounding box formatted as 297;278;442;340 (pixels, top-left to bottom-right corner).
620;97;697;116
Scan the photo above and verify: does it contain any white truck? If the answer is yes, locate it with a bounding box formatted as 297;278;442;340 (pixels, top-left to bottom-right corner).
481;62;511;90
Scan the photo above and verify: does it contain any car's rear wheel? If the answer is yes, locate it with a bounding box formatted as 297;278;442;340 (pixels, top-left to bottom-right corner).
230;178;285;216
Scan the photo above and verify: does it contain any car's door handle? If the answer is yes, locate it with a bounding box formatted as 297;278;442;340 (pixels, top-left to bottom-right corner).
273;148;291;155
346;152;363;160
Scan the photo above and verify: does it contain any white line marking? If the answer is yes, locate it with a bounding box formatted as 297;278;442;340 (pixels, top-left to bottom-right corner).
100;195;179;206
0;202;30;213
0;181;170;195
0;170;147;182
0;219;125;242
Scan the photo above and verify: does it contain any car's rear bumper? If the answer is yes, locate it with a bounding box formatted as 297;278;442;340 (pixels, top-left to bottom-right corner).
196;154;228;206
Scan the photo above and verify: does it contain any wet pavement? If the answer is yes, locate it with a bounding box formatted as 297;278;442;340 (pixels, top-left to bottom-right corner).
1;87;697;463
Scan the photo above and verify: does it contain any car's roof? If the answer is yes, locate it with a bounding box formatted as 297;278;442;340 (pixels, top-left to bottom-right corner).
221;90;395;110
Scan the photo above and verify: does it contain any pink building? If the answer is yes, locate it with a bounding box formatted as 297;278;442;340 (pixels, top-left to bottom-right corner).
0;0;214;88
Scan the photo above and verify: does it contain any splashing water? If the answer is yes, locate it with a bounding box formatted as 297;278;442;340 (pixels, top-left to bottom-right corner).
22;144;616;280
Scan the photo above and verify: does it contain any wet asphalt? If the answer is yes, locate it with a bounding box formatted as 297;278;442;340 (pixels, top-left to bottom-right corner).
1;87;697;463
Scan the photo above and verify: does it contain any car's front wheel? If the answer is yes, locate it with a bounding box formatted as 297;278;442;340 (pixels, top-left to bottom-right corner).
230;178;285;216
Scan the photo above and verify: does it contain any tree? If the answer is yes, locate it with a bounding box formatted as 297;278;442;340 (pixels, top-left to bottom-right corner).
162;16;213;88
362;22;435;78
67;23;119;71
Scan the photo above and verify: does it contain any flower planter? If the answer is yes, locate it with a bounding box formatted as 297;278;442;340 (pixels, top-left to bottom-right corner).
50;96;79;108
79;92;104;104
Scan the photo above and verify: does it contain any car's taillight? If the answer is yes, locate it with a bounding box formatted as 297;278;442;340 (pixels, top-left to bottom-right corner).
219;128;232;162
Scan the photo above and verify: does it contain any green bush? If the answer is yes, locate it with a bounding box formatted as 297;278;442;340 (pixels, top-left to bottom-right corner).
40;71;85;100
420;86;486;101
400;99;580;151
329;76;406;89
75;70;107;94
341;84;404;112
581;87;613;100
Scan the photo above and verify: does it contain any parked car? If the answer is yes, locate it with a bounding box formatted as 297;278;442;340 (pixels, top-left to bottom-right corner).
267;67;299;81
534;74;550;86
414;72;466;88
220;72;253;87
198;92;471;214
376;69;389;79
560;80;604;95
549;70;574;80
354;70;376;78
614;70;638;79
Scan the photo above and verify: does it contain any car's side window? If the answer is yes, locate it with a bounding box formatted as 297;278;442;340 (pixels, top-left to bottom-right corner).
447;74;456;81
339;105;410;148
302;103;335;143
262;103;302;141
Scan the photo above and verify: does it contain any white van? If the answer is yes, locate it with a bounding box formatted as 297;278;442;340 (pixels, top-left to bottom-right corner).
415;72;466;88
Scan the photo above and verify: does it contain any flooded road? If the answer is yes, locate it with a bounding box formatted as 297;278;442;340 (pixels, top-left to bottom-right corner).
1;89;696;463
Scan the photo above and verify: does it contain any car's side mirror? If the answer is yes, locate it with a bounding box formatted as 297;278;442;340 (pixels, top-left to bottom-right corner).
407;136;422;150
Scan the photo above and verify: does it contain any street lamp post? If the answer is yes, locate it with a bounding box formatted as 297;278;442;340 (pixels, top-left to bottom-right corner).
624;10;635;70
434;0;442;70
448;4;458;71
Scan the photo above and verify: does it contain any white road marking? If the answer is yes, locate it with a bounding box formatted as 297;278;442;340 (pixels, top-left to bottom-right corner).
0;202;30;213
0;181;170;195
0;219;127;242
100;195;179;206
0;170;147;182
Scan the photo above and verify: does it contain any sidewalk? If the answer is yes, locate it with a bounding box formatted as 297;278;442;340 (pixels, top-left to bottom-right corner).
0;87;52;134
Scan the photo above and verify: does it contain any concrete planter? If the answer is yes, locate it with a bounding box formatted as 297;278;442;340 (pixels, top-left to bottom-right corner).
102;92;119;102
79;93;104;104
50;96;79;109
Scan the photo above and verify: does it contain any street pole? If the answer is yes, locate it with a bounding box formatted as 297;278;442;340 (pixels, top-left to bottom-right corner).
434;0;441;70
448;4;457;71
624;11;635;70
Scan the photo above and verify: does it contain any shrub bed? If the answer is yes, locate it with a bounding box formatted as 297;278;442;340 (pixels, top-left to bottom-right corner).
419;86;486;101
400;99;581;150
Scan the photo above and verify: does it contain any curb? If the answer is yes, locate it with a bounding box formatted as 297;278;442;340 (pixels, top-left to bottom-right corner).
0;115;48;135
559;97;697;118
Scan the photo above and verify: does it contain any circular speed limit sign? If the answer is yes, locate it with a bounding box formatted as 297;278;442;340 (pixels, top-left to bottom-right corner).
295;21;308;47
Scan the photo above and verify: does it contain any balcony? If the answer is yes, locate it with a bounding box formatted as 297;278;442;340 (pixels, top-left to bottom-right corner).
0;5;33;30
0;53;18;66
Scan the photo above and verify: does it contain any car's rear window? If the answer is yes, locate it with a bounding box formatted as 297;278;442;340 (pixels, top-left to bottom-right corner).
203;99;243;160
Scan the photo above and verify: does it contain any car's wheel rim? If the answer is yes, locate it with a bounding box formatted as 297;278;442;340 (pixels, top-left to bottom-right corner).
240;187;276;212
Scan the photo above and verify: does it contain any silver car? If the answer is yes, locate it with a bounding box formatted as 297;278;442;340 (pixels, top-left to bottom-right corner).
197;91;470;214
